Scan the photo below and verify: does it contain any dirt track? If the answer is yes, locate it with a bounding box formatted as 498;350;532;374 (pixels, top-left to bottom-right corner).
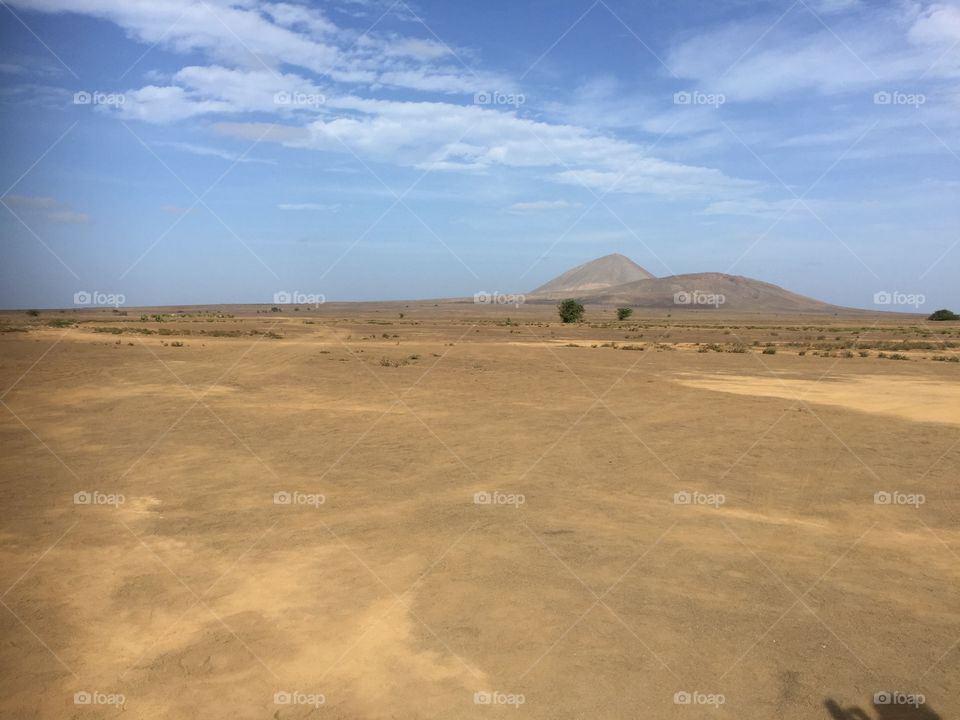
1;304;957;719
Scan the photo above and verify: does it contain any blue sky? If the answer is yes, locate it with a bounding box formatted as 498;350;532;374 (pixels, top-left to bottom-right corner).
0;0;958;310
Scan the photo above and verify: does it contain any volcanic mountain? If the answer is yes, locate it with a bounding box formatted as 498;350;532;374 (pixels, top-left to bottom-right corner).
530;253;655;297
529;255;846;313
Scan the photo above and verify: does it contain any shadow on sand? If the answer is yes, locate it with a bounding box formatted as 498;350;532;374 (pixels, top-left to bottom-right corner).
825;698;943;720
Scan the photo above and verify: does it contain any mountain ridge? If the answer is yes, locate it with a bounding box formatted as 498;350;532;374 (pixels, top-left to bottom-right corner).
530;253;655;297
529;256;849;313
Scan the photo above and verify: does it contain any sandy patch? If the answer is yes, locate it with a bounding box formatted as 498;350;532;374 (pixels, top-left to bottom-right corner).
674;372;960;425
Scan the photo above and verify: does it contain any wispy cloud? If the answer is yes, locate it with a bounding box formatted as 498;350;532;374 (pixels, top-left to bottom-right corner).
154;140;275;164
509;200;580;211
2;194;90;223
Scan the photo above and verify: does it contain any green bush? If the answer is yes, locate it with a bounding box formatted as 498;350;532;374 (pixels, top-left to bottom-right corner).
928;309;959;321
616;307;633;321
557;299;584;323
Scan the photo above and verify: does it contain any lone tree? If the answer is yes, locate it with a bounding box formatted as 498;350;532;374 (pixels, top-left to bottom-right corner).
928;309;959;321
616;307;633;321
558;298;584;323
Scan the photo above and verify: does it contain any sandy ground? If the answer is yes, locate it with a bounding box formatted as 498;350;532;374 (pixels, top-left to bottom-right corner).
0;304;957;719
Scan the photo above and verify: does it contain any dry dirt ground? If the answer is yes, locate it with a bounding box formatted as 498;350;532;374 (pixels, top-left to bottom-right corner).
1;303;958;719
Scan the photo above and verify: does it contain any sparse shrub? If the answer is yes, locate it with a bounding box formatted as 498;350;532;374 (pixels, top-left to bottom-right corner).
170;341;184;347
47;318;75;328
729;344;748;353
858;350;870;357
26;309;40;317
928;309;959;321
762;347;777;355
616;307;633;321
557;298;584;323
270;306;282;313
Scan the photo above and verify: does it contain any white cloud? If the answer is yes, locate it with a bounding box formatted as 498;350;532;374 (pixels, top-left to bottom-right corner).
155;140;275;164
46;210;91;224
10;0;774;201
667;5;960;102
2;194;59;209
8;0;505;94
2;194;90;223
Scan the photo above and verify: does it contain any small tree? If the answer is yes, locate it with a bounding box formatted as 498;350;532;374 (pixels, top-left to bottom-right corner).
928;309;959;321
616;307;633;321
558;298;584;323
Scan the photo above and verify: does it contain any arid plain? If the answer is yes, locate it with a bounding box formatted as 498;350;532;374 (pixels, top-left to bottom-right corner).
1;303;958;719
